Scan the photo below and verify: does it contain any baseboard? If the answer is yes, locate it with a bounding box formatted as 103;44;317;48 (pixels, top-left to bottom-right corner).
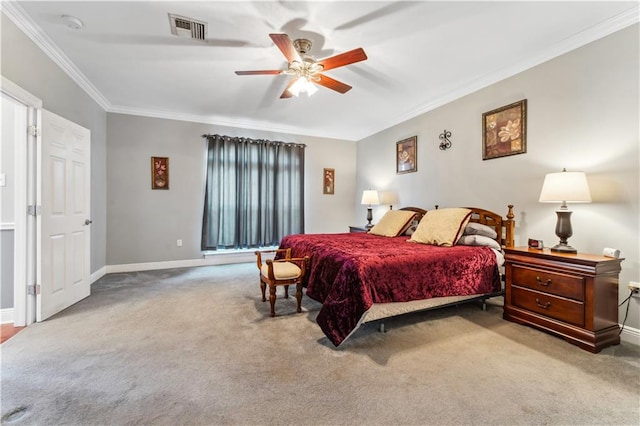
90;266;107;284
1;308;14;324
620;324;640;347
106;251;254;274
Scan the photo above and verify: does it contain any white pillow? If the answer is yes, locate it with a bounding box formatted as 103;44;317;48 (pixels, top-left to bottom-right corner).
457;234;502;251
464;222;498;239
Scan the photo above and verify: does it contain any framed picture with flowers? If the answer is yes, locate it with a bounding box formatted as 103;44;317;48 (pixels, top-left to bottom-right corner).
396;136;417;174
482;99;527;160
151;156;169;189
323;168;335;194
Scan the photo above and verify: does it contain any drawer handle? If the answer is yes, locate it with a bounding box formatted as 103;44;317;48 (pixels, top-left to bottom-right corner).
535;276;552;286
535;298;551;309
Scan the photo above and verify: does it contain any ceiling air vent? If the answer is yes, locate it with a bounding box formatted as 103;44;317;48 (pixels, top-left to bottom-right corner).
169;13;207;41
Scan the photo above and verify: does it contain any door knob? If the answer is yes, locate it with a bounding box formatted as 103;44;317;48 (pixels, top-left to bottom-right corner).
84;219;93;225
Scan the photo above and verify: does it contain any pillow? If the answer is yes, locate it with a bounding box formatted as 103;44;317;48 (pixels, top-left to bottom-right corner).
404;223;418;236
464;222;498;239
368;210;417;237
409;208;472;246
457;235;502;251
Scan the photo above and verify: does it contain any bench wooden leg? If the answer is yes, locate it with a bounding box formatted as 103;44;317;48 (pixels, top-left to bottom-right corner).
296;283;303;313
269;285;277;317
260;280;266;302
284;285;289;299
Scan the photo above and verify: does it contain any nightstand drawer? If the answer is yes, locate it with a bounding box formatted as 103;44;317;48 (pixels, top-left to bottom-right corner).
511;264;584;301
511;285;584;327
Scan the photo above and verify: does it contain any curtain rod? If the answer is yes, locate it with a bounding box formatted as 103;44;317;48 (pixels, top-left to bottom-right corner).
202;134;306;148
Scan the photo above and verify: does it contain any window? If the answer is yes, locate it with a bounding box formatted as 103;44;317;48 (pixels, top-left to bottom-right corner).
201;134;305;250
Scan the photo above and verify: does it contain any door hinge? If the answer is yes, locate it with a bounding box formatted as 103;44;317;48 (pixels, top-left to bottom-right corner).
27;205;41;216
27;285;41;295
27;125;41;137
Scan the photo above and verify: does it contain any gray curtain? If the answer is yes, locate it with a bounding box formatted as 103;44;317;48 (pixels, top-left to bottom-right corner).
201;134;305;250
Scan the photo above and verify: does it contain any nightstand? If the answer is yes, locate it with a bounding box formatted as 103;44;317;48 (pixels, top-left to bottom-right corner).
349;226;369;233
503;247;623;353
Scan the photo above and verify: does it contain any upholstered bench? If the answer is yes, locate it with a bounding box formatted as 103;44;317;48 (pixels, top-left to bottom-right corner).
254;249;309;317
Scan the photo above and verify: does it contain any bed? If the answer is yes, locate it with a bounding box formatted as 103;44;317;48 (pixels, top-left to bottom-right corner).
279;205;515;346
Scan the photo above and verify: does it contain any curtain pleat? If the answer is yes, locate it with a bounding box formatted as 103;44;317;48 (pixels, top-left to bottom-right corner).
201;134;305;250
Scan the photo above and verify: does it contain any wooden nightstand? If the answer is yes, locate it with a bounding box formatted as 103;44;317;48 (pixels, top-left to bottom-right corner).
348;226;369;233
503;247;623;353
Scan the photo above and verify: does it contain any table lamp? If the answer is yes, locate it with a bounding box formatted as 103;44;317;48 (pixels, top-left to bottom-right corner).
538;168;591;253
361;190;380;228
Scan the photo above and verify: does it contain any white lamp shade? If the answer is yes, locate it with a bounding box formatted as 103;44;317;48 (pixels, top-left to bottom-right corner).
361;190;380;205
378;191;398;205
539;170;592;203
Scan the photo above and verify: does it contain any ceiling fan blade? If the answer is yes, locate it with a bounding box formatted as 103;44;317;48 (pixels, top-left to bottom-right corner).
316;74;352;94
269;33;301;63
235;70;283;75
280;79;296;99
318;48;367;72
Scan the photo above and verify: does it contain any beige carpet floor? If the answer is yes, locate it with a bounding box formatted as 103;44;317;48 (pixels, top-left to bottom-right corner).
1;263;639;425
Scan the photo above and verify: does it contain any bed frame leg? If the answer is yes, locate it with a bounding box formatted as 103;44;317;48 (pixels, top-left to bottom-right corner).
379;323;386;333
481;300;487;311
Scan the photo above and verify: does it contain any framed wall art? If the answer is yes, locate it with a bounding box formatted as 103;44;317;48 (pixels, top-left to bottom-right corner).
482;99;527;160
323;168;335;194
151;156;169;189
396;136;417;174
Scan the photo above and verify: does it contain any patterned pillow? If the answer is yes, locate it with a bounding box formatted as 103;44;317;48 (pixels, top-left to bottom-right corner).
409;208;472;246
464;222;498;239
457;235;502;251
404;223;418;236
369;210;417;237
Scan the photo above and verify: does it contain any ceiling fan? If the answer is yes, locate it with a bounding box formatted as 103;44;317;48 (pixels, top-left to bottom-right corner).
235;33;367;98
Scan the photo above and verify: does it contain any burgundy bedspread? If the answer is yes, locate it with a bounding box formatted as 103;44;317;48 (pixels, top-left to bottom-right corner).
279;233;500;346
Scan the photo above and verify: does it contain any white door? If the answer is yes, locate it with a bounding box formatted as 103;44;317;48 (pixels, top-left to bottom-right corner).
38;110;91;321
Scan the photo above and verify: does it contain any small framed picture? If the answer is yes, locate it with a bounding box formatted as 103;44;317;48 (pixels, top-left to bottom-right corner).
151;156;169;189
482;99;527;160
323;168;335;194
396;136;417;174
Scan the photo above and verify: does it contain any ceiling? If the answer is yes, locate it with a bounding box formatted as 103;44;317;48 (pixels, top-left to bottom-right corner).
5;1;638;141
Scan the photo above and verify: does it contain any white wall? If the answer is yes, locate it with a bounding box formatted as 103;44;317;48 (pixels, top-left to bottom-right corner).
106;114;356;266
356;25;640;331
1;94;21;310
1;94;18;224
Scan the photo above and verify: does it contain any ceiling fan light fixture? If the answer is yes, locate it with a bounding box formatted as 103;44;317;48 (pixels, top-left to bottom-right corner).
235;33;366;98
289;76;317;97
306;81;319;96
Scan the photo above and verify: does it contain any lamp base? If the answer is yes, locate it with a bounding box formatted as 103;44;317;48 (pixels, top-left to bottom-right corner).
365;207;374;229
551;208;577;254
550;243;577;254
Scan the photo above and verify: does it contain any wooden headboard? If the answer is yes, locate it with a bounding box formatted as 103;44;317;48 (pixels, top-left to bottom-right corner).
463;205;515;248
399;205;515;248
398;206;427;222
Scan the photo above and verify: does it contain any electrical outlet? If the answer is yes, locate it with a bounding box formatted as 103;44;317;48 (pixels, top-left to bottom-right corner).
176;239;182;247
629;281;640;298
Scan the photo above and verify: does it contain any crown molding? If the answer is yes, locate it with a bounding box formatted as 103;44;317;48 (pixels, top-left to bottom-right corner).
2;1;112;110
107;104;354;141
4;2;637;142
384;6;640;136
2;1;356;140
